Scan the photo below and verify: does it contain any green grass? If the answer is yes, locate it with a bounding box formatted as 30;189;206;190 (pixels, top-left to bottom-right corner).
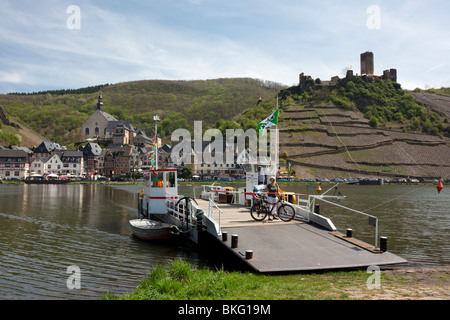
103;259;377;300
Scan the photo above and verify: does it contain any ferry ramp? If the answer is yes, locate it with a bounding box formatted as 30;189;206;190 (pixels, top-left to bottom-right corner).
196;199;407;273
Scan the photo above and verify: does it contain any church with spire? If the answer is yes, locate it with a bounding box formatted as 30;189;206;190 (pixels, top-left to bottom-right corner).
81;94;135;144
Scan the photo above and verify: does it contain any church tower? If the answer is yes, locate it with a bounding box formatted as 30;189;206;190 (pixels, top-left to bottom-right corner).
97;94;104;112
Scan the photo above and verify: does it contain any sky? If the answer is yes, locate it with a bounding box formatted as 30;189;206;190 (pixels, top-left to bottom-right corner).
0;0;449;94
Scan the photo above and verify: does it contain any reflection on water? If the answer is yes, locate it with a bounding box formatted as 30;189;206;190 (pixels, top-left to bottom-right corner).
280;183;450;268
0;184;209;300
0;183;448;299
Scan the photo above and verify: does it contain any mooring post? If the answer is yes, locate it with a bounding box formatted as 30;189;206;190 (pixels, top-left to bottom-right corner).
245;250;253;260
380;236;388;252
314;204;320;214
346;228;353;238
222;231;228;242
231;234;238;248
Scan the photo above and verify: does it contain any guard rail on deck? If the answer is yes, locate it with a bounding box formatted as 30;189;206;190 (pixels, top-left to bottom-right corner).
174;184;379;248
198;184;379;248
314;196;379;248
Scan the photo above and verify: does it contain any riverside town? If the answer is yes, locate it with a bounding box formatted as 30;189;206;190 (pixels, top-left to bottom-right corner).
1;93;282;182
0;17;449;302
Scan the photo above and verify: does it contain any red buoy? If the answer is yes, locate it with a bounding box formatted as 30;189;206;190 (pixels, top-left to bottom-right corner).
436;180;444;194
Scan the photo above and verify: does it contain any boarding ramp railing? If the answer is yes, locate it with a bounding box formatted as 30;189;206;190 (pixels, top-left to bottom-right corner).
196;184;379;248
166;191;222;237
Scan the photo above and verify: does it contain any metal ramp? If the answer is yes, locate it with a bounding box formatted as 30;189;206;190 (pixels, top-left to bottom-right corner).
194;194;407;273
217;223;407;273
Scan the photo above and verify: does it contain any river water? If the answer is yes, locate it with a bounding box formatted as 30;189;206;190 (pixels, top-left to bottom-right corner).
0;183;448;299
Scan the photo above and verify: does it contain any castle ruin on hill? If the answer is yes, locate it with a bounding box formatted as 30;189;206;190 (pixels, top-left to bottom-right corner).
299;52;397;90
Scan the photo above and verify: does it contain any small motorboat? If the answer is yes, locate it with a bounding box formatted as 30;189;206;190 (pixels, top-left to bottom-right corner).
129;219;175;241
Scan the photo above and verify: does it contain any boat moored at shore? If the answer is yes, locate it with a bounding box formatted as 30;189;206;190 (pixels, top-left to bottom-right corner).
129;165;407;273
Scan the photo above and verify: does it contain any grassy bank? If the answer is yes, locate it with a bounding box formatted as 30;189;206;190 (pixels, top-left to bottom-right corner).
102;260;450;300
103;259;353;300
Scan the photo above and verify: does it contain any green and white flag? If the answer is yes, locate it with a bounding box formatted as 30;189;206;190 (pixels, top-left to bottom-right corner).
257;109;279;132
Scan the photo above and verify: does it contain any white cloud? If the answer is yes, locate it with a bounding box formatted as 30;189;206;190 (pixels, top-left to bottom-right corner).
0;71;25;84
0;1;448;92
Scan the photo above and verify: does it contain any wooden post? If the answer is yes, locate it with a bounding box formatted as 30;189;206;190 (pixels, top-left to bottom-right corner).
380;236;388;252
231;234;238;248
346;228;353;238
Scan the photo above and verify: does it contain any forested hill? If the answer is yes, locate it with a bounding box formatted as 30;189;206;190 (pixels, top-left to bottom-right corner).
0;78;283;146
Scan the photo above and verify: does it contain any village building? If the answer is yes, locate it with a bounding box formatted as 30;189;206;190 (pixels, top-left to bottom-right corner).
169;140;244;179
158;144;172;169
30;154;62;176
43;153;63;175
82;142;103;173
106;121;135;145
100;146;140;177
59;150;84;177
102;149;115;177
33;141;64;158
0;149;30;180
134;129;157;148
29;158;46;176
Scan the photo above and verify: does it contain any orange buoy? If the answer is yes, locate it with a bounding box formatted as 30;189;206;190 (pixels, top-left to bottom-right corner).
316;185;322;194
436;180;444;194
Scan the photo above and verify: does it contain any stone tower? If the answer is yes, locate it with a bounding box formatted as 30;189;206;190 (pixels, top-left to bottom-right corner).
382;69;398;82
360;52;374;75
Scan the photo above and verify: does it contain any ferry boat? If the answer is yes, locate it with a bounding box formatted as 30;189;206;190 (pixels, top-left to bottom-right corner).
128;165;407;272
129;168;221;243
128;111;406;271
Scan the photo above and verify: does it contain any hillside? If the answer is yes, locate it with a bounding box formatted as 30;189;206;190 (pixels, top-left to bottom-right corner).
274;77;450;180
0;78;282;146
1;74;449;180
0;106;46;147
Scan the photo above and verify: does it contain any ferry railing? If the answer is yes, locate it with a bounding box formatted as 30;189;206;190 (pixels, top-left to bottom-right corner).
206;198;223;232
165;193;194;228
166;191;223;235
194;184;378;248
309;187;379;249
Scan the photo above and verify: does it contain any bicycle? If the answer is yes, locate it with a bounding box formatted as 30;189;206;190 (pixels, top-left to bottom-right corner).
250;193;296;222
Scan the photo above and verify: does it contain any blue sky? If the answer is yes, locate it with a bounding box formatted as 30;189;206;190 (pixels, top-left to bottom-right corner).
0;0;449;93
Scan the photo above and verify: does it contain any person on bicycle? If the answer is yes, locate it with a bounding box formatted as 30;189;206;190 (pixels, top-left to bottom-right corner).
265;176;281;220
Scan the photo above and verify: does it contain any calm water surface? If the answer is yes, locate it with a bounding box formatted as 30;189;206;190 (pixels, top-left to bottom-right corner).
0;184;209;300
0;183;448;299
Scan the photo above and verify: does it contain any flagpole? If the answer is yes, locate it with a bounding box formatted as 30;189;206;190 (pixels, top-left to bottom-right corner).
153;115;160;171
275;96;279;179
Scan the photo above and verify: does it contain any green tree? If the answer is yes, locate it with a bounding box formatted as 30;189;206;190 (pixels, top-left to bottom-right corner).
180;166;192;179
369;116;379;128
